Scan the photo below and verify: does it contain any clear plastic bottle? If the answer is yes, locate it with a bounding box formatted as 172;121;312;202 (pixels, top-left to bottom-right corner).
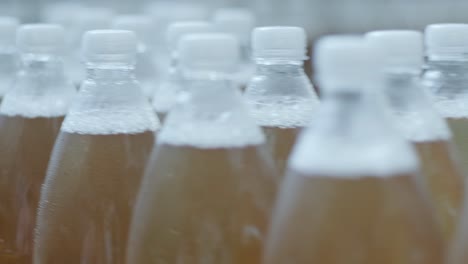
152;21;213;122
69;8;115;87
0;17;18;101
367;30;464;241
144;2;209;80
423;24;468;175
113;15;157;99
263;36;444;264
34;30;159;264
0;24;75;264
245;26;319;175
213;8;256;88
127;33;278;264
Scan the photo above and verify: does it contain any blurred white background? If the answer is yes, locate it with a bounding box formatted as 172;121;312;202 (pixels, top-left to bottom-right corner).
4;0;468;38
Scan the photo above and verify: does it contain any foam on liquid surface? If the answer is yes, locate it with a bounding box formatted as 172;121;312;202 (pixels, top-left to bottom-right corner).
431;95;468;119
391;110;451;142
0;85;75;118
159;92;265;149
152;77;182;114
62;80;159;135
246;96;319;128
291;132;418;178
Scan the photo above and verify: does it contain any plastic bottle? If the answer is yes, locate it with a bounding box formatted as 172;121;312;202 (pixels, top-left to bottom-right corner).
245;26;319;175
127;33;278;264
152;21;214;122
69;7;115;87
113;15;157;99
144;2;209;80
0;24;74;264
263;36;444;264
34;30;159;264
213;8;256;88
0;16;18;100
423;24;468;175
367;30;464;241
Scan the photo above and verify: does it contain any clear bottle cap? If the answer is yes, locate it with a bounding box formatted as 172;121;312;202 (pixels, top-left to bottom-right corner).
366;30;423;71
213;8;255;45
0;17;19;47
425;23;468;58
112;15;153;44
178;33;240;72
166;21;214;51
252;26;307;60
82;30;137;63
315;35;381;91
17;24;65;54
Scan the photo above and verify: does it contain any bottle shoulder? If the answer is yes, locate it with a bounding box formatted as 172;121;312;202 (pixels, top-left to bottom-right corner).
159;85;265;149
289;99;419;177
244;73;319;128
0;71;75;118
62;79;160;135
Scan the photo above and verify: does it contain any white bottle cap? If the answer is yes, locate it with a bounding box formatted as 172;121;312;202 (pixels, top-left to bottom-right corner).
252;26;307;60
315;35;381;91
112;15;153;44
213;8;255;45
425;24;468;59
0;17;19;47
82;30;137;63
17;24;65;54
166;21;214;51
178;33;240;72
366;30;423;71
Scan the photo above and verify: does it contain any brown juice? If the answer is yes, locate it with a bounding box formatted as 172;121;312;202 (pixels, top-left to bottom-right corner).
262;127;302;176
34;131;154;264
448;193;468;264
126;144;278;264
414;140;464;240
263;172;444;264
447;118;468;174
0;115;64;264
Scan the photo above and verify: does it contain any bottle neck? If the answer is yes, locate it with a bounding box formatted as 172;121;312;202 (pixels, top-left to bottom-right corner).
320;88;388;134
425;59;468;95
323;90;366;113
185;72;238;101
255;60;305;76
384;71;426;111
240;43;251;63
167;51;180;76
85;63;136;82
21;53;64;76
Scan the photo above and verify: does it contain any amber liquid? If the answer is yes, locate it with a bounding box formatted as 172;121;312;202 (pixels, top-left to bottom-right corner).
414;140;464;240
0;115;63;264
34;131;154;264
263;173;444;264
447;118;468;175
449;193;468;264
126;144;278;264
262;127;302;176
